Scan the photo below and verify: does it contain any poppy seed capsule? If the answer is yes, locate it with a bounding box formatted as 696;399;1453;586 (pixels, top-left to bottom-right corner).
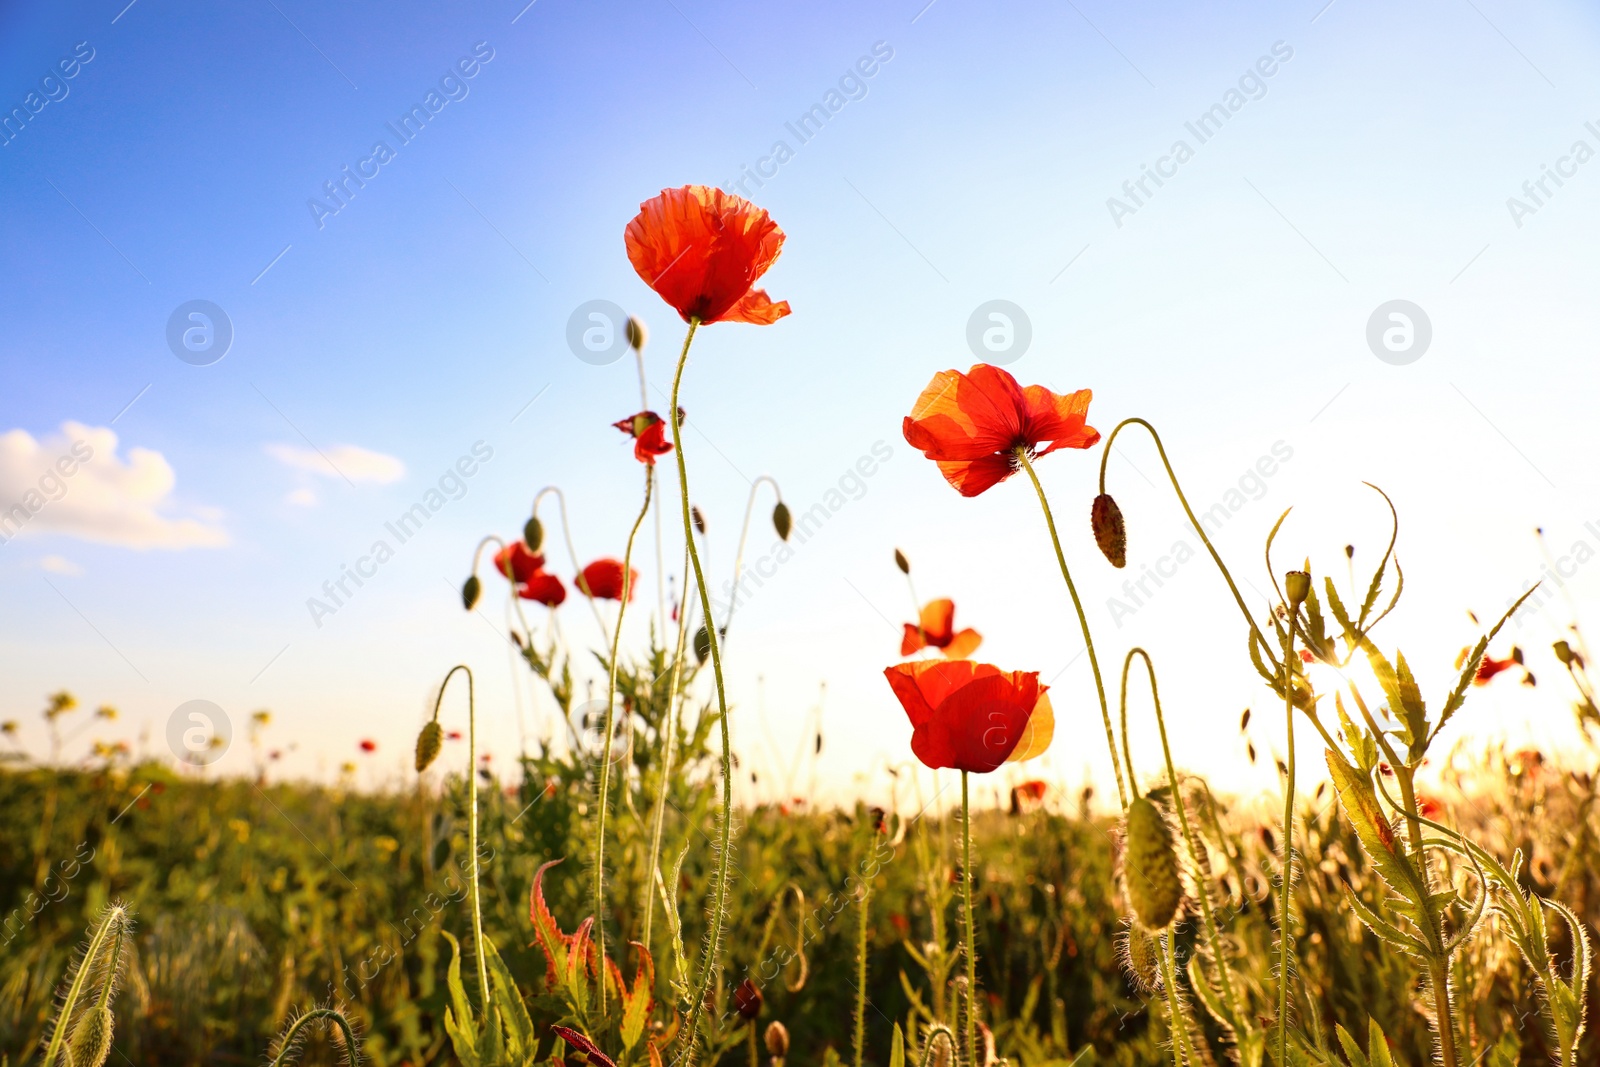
1090;494;1127;568
462;575;482;611
69;1005;113;1067
524;516;544;552
894;548;910;574
1123;797;1182;929
764;1021;789;1058
415;720;443;773
1285;568;1311;608
692;506;708;535
773;502;792;542
694;626;711;665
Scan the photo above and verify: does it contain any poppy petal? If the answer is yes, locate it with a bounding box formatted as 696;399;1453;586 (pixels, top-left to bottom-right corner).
936;454;1016;497
942;628;984;660
1005;691;1055;763
900;624;929;657
919;599;956;645
717;288;791;325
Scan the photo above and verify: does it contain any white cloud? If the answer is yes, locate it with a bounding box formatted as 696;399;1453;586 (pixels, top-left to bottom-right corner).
0;422;227;549
266;442;405;485
39;555;83;576
286;487;318;507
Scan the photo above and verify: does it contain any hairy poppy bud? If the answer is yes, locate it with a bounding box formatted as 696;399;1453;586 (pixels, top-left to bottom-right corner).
69;1005;113;1067
734;977;763;1020
773;502;792;541
894;548;910;574
764;1021;789;1059
1284;566;1311;608
415;720;443;773
1118;922;1162;993
1090;494;1127;568
462;575;482;611
524;516;544;552
924;1030;955;1067
694;626;711;665
1123;797;1182;929
626;316;647;351
692;506;708;536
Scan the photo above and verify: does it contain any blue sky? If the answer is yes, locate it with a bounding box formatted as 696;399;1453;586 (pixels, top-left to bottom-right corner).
3;0;1599;804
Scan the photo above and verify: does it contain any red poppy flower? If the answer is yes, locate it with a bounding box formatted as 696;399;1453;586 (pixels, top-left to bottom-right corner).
1416;793;1443;819
577;558;638;601
1009;779;1048;814
1474;652;1518;685
358;739;377;753
519;569;567;607
901;598;983;659
493;541;544;584
902;364;1100;497
612;411;675;466
446;730;463;741
625;185;791;325
883;660;1054;773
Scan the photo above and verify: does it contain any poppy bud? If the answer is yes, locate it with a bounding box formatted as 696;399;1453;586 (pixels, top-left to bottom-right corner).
773;502;792;541
692;506;708;536
734;977;763;1020
1118;922;1162;993
626;316;648;351
1554;640;1580;667
69;1005;113;1067
525;516;544;552
694;626;711;664
1284;568;1311;608
1122;797;1182;929
462;575;482;611
1090;494;1127;568
415;720;443;773
894;548;910;574
764;1021;789;1059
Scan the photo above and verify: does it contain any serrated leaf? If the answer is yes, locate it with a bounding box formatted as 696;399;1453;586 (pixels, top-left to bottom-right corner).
484;935;535;1061
1334;693;1378;773
1335;1025;1368;1067
1364;1017;1396;1067
1435;587;1539;741
618;942;656;1052
890;1024;906;1067
442;931;481;1066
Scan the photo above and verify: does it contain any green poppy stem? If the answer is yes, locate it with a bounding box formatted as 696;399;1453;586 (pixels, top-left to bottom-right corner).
1015;448;1127;809
961;770;977;1067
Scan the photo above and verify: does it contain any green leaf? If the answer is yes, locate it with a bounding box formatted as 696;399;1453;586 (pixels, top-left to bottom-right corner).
1364;1017;1396;1067
1334;1024;1368;1067
442;932;481;1067
1434;587;1539;741
890;1024;906;1067
484;935;535;1063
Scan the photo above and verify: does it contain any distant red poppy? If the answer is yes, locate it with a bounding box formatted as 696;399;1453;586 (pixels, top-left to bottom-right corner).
578;558;638;601
625;185;791;326
612;411;675;465
902;365;1099;497
1475;652;1518;685
519;569;567;607
901;598;982;659
493;541;544;584
1416;793;1443;819
883;660;1054;773
1009;779;1048;814
358;739;377;754
446;730;462;741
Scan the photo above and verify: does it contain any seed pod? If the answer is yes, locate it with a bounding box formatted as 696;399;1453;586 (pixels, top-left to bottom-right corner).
626;316;648;351
1090;494;1127;568
894;548;910;574
734;977;763;1020
764;1021;790;1058
1285;561;1311;607
694;626;711;665
524;516;544;552
692;506;708;536
69;1006;113;1067
1118;921;1163;993
415;721;443;773
1123;797;1182;929
461;575;482;611
773;502;792;542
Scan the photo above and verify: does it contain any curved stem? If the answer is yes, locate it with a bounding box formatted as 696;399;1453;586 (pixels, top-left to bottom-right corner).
961;770;977;1067
41;904;127;1067
1099;418;1278;671
1277;625;1296;1067
1124;649;1244;1032
723;474;782;643
1015;448;1127;809
268;1008;362;1067
533;486;609;643
593;466;654;1012
644;538;695;944
668;322;739;1067
430;665;489;1015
